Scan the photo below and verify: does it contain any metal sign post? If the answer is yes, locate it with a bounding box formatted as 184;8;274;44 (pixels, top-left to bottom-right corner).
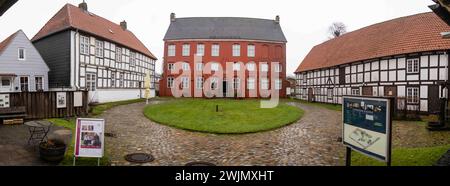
343;96;393;166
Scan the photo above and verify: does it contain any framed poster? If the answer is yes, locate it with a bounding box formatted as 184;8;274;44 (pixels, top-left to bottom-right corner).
56;92;67;108
0;94;10;108
74;92;83;107
74;118;105;158
342;96;392;162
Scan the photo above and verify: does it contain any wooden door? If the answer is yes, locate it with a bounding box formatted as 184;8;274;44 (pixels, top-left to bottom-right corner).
428;85;440;113
308;88;314;102
362;86;373;96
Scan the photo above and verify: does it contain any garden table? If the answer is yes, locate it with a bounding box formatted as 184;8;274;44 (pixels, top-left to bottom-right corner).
25;120;53;145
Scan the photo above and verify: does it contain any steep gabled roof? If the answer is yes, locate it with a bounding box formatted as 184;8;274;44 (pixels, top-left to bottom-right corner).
296;12;450;73
0;30;19;55
164;17;287;42
32;3;157;60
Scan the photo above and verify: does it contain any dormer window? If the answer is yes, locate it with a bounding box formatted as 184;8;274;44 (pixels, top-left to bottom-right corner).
18;48;26;61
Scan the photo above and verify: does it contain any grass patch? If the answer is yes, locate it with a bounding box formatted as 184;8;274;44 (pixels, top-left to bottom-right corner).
295;100;342;111
47;118;110;166
90;98;145;116
144;99;304;134
351;144;450;166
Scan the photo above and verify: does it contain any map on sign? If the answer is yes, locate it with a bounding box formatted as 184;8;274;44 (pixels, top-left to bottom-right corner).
343;97;391;162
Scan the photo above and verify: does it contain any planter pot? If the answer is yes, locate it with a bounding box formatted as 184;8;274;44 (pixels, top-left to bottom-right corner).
39;142;67;163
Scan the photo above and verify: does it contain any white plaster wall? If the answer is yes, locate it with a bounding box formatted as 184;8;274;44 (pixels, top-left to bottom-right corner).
94;88;155;103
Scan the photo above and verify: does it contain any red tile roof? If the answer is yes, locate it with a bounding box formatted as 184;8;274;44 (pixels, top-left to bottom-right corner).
32;4;157;60
296;12;450;73
0;30;19;55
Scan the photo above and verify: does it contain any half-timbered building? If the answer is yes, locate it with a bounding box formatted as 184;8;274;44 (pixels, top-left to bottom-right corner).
295;12;450;113
32;2;157;103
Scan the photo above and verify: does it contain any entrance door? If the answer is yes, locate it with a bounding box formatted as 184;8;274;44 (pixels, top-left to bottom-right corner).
222;81;228;98
362;86;373;96
428;85;440;113
86;73;98;103
308;88;314;102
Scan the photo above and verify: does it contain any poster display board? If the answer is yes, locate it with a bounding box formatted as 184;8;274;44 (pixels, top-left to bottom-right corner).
74;118;105;158
74;92;83;107
0;94;10;108
56;92;67;108
342;96;392;162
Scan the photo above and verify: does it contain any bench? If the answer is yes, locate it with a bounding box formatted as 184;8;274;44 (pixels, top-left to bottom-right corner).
0;106;27;125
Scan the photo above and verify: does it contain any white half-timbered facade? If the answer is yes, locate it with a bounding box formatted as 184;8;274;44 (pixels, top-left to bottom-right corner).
295;12;450;113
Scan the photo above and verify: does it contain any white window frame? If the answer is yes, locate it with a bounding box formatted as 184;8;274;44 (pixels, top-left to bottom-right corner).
247;44;255;57
247;78;255;90
233;78;240;90
196;44;205;56
261;63;269;72
119;72;124;88
261;78;269;90
211;63;219;72
233;63;241;71
116;47;122;63
182;44;190;56
182;63;190;71
130;52;136;67
232;44;241;57
80;36;90;55
246;63;255;71
18;48;26;61
196;77;203;90
181;77;190;89
275;63;282;73
35;76;44;91
168;45;176;57
275;79;282;90
168;63;175;71
167;77;174;88
211;44;220;57
1;77;11;88
327;88;333;98
95;40;104;58
111;72;116;87
407;58;419;74
407;87;419;104
211;77;219;90
86;73;97;91
196;63;204;71
20;76;29;92
351;88;360;96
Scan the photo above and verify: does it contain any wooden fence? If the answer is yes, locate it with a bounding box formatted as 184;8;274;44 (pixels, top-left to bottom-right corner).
4;91;89;120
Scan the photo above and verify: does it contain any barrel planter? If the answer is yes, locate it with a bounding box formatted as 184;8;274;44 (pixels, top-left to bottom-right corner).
39;140;67;163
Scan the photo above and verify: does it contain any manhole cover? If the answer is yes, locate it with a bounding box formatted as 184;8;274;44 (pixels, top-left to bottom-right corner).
185;162;216;166
124;153;155;163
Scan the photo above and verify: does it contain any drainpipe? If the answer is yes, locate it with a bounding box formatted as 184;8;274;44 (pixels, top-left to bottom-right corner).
74;29;80;91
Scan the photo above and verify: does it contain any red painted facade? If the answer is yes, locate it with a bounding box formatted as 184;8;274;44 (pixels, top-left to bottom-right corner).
159;40;287;98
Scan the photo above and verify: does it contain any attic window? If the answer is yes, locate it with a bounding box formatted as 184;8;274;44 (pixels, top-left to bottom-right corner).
18;48;26;61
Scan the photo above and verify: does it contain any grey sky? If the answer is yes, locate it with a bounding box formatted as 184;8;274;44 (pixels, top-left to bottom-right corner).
0;0;433;76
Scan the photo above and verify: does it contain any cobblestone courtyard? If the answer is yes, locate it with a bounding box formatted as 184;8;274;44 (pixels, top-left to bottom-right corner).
104;100;345;166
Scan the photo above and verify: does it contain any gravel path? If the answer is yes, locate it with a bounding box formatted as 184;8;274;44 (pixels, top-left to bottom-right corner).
104;100;345;166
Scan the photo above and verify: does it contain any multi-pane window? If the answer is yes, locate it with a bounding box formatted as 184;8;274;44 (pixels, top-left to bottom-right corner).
351;88;360;96
111;72;116;87
95;40;104;57
196;63;203;71
211;44;220;57
168;45;176;57
116;48;122;63
327;88;333;98
247;44;255;57
130;52;136;67
247;78;255;90
407;87;419;104
275;79;282;90
407;58;419;73
86;73;96;91
20;77;29;92
275;64;282;72
168;63;175;71
196;77;203;90
119;73;124;88
196;44;205;56
233;63;241;71
1;77;11;87
261;64;269;72
35;76;43;91
18;48;26;60
80;36;90;55
261;78;269;90
182;44;190;56
233;78;240;90
247;63;255;71
211;63;219;72
181;77;190;88
167;77;174;88
232;44;241;57
182;63;190;71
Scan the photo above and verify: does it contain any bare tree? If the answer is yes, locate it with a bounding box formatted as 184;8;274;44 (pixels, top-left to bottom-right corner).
328;22;347;38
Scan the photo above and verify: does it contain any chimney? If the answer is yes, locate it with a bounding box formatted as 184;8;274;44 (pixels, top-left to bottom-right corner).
170;13;176;22
120;20;127;30
79;0;88;12
275;15;280;24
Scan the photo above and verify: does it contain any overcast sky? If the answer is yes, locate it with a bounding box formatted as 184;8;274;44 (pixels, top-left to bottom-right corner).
0;0;433;76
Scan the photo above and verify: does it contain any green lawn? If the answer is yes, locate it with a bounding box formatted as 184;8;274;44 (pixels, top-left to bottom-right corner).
351;144;450;166
90;98;145;116
294;99;342;111
144;99;304;134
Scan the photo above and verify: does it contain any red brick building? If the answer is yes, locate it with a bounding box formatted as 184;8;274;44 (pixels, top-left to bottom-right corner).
160;14;288;98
